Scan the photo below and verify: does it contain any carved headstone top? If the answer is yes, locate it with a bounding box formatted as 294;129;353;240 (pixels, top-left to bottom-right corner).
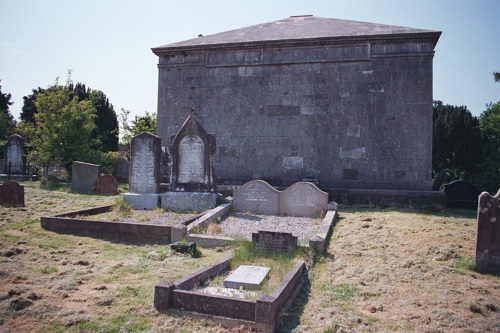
169;115;216;192
129;132;161;194
280;182;328;217
4;134;26;175
475;189;500;274
233;180;281;215
0;181;25;207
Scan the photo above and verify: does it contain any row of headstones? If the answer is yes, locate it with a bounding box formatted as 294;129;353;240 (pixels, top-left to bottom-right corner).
71;161;119;195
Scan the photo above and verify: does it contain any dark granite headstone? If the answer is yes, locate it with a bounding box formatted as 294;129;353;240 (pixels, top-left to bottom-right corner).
475;190;500;274
0;181;25;206
233;180;280;215
96;175;118;195
444;180;481;209
71;161;99;193
129;132;161;194
112;157;129;183
280;182;328;217
169;115;216;192
4;134;26;175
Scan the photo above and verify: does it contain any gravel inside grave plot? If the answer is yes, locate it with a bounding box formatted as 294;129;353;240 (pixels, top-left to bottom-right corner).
86;210;201;226
219;212;323;245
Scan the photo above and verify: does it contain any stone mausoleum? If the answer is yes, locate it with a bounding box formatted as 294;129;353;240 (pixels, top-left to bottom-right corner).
152;16;441;194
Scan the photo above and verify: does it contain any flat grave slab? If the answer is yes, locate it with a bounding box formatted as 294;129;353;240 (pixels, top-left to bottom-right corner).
223;265;270;290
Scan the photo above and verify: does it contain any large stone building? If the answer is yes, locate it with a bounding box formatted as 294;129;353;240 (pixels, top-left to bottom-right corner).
152;16;441;193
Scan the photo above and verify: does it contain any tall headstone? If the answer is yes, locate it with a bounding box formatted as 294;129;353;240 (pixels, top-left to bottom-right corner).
475;190;500;274
124;132;161;209
3;134;26;176
0;181;25;207
112;157;129;183
71;161;99;193
161;115;217;212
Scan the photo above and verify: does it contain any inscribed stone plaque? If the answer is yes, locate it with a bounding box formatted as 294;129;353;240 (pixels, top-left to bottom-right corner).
71;161;99;193
112;157;129;183
233;180;280;215
129;132;161;194
169;115;216;192
178;135;205;183
96;175;118;195
4;134;26;175
280;182;328;217
0;181;25;206
252;231;297;255
223;265;270;290
475;190;500;274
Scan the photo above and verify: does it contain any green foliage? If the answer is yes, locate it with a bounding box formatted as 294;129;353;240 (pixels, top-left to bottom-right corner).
494;71;500;83
20;87;45;125
119;108;157;157
0;81;15;145
452;256;476;274
32;85;102;173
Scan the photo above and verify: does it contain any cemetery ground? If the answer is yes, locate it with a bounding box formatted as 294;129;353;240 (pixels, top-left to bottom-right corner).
0;182;499;333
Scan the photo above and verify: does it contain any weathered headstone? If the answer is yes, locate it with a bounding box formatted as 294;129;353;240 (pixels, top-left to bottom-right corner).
112;157;129;183
233;180;280;215
444;180;481;210
475;190;500;274
169;114;216;192
252;230;297;255
96;175;118;195
0;181;25;207
161;115;217;211
71;161;99;193
124;132;161;209
280;182;328;217
3;134;26;176
223;265;270;290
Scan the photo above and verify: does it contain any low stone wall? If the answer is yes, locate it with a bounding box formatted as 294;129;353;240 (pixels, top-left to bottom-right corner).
154;256;306;332
309;210;337;254
330;188;445;207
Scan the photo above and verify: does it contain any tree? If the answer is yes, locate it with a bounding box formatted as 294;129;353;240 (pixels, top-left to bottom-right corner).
494;71;500;83
119;108;157;156
0;80;15;141
432;101;483;175
32;86;102;174
20;87;45;125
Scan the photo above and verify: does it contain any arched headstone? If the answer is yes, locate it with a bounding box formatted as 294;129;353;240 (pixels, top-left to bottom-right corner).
4;134;26;175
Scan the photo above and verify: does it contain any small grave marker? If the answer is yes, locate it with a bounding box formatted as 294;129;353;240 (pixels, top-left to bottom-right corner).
252;230;297;255
96;175;118;195
223;265;270;290
0;181;25;207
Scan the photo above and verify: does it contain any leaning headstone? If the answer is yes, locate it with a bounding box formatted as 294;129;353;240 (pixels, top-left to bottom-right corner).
161;115;217;211
96;175;118;195
71;161;99;193
223;265;270;290
112;157;129;183
475;190;500;274
124;132;161;209
0;181;25;207
280;182;328;217
444;180;481;210
252;230;297;255
3;134;26;177
233;180;280;215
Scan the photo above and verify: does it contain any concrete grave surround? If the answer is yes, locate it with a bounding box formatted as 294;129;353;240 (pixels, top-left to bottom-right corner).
112;157;129;183
96;174;118;195
3;134;26;175
475;190;500;274
223;265;271;290
71;161;99;193
280;182;328;217
233;180;328;217
169;114;216;192
0;181;25;207
153;16;441;192
124;132;161;209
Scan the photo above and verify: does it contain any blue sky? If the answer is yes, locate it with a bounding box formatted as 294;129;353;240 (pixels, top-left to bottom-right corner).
1;0;499;122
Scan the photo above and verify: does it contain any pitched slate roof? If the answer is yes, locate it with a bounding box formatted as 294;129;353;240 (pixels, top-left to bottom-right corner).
152;16;441;54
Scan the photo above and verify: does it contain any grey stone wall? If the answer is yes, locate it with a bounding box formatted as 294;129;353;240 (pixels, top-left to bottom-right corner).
156;40;436;191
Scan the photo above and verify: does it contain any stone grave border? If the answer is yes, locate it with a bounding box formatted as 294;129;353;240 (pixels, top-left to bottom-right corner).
154;255;305;333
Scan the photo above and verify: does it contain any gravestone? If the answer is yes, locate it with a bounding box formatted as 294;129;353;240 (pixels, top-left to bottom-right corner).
161;115;217;211
96;175;118;195
444;180;481;210
124;132;161;209
252;230;297;255
169;114;216;192
3;134;26;176
475;190;500;274
280;182;328;217
112;157;129;183
71;161;99;193
0;181;25;207
233;180;280;215
223;265;270;290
